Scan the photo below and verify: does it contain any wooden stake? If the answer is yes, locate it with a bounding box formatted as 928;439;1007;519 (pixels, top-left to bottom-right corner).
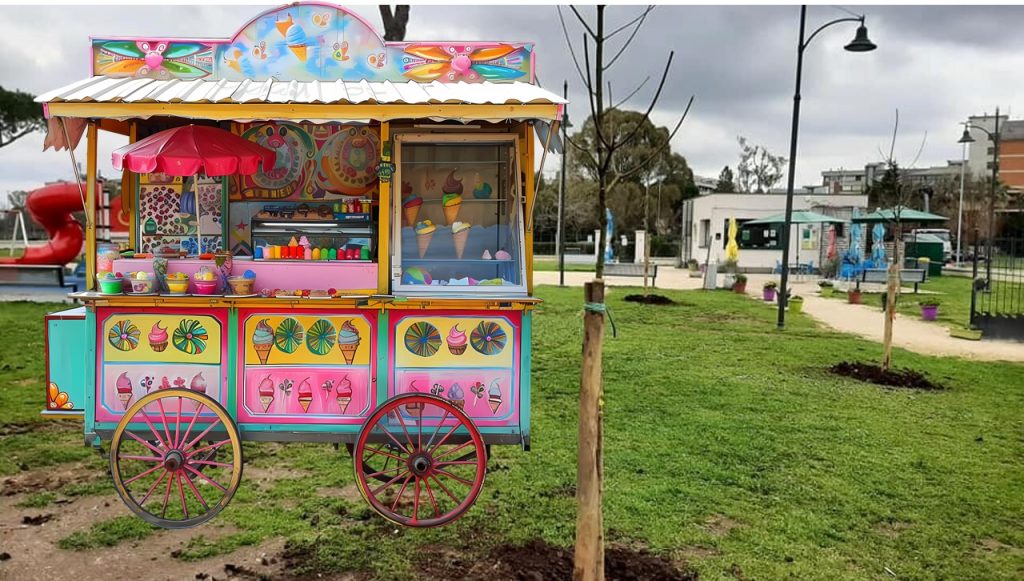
882;259;897;370
574;279;605;581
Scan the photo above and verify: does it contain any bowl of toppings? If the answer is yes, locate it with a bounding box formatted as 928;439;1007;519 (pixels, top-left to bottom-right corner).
192;268;220;295
166;272;190;294
227;270;256;295
96;272;123;294
126;271;155;294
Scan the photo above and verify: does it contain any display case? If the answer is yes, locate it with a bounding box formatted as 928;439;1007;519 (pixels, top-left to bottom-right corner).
250;201;375;261
137;173;227;256
393;134;526;295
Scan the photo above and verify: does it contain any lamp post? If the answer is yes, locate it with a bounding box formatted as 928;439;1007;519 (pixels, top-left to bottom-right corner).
777;6;876;329
956;126;967;266
958;108;1000;286
557;81;572;286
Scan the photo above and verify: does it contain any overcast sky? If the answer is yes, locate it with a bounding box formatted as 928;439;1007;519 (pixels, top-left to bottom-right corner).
2;3;1023;197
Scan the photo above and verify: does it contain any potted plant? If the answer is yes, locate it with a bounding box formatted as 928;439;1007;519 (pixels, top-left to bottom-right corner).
788;294;804;314
687;258;701;278
817;280;834;297
762;280;778;302
721;259;738;289
848;288;863;304
733;273;748;294
920;298;940;321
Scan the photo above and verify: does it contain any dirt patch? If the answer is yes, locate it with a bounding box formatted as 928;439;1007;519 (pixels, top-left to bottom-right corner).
874;521;914;539
414;539;698;581
976;538;1023;556
702;514;742;537
830;361;943;390
21;514;54;526
677;545;721;560
2;463;98;496
624;294;677;305
315;483;364;504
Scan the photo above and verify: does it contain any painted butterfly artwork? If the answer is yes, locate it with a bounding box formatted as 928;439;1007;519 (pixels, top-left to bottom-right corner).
368;53;386;69
94;40;214;80
252;41;268;60
313;12;331;27
332;41;350;62
470;382;485;400
402;44;527;82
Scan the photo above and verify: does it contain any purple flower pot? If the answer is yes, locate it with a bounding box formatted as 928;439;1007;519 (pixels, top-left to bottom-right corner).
763;288;776;302
921;305;939;321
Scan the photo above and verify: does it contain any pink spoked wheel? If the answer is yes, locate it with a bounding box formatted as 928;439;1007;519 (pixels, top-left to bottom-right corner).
353;393;486;527
109;388;243;529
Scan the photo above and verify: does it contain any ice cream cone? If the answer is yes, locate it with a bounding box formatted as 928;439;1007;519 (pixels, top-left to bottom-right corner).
451;399;465;411
416;231;434;258
339;343;359;365
453;228;470;259
443;204;461;225
403;205;420;227
488;397;501;414
260;395;274;412
255;344;272;365
289;44;308;62
336;396;351;413
118;393;132;409
299;396;312;412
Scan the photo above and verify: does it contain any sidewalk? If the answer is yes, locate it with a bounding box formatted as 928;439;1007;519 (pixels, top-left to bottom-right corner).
534;268;1024;363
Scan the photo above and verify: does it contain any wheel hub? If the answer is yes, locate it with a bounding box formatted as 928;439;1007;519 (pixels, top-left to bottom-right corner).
408;452;432;476
163;449;185;471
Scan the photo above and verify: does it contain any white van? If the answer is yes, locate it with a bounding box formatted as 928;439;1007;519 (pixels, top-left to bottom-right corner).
907;229;952;262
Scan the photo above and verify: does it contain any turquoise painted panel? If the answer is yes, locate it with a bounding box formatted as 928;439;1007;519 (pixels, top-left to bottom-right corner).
45;308;87;414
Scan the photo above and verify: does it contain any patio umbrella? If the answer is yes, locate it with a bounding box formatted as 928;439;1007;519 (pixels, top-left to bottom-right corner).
726;217;739;263
851;206;948;224
826;225;838;261
847;222;864;265
872;223;887;263
111;124;276;177
744;210;846;268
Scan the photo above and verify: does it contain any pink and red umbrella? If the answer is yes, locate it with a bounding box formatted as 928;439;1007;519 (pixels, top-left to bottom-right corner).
111;125;275;177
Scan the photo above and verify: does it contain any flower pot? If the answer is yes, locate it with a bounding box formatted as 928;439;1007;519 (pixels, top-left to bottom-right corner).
688;267;702;278
763;288;776;302
733;281;747;294
820;287;833;297
848;290;862;304
921;305;939;321
721;273;736;289
788;299;804;314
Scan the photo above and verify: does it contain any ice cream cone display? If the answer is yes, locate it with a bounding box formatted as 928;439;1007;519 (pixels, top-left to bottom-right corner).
448;383;465;411
258;375;275;412
285;24;308;62
335;375;353;413
116;372;133;409
441;170;464;225
253;319;274;364
472;172;493;199
401;181;422;227
414;220;436;258
487;379;503;414
451;221;471;259
297;377;313;412
189;372;207;394
148;321;168;352
336;320;361;364
446;324;468;355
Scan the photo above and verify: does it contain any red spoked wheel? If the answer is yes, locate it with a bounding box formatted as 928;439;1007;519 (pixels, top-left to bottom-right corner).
109;389;243;529
353;393;486;527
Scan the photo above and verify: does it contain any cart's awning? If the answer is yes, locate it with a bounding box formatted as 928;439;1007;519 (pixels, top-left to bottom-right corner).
38;76;566;125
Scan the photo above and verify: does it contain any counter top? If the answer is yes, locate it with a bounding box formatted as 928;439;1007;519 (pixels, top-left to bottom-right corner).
66;292;541;309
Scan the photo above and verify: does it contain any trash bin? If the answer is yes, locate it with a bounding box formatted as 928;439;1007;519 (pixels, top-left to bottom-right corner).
905;234;944;276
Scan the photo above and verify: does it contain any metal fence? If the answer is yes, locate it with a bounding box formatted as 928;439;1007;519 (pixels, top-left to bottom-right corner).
972;236;1024;340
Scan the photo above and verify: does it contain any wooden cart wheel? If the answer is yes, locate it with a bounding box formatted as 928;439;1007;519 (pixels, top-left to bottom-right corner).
345;442;491;484
353;393;486;527
110;388;243;529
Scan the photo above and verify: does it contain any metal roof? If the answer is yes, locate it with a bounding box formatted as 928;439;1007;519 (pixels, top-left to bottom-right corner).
37;76;566;107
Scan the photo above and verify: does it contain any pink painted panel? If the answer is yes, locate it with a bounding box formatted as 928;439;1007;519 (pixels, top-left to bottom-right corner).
394;368;516;426
237;366;371;423
112;258;377;293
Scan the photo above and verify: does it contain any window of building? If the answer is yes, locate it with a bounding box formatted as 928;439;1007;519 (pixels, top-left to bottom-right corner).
988;146;995;156
698;219;710;248
733;219;780;250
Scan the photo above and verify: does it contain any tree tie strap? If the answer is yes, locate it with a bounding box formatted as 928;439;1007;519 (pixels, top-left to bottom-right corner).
583;302;617;338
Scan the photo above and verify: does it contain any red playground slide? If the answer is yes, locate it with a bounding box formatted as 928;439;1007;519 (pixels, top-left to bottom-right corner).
0;182;85;265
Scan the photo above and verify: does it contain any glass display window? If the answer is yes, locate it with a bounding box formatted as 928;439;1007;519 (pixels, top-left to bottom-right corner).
138;172;226;256
393;134;526;295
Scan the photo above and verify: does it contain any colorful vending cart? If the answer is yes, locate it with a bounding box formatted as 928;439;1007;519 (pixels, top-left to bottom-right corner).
36;2;564;529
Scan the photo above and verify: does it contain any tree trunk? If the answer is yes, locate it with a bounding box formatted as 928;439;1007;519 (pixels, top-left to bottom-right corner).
378;5;410;41
574;279;605;581
881;222;902;371
593;7;606;279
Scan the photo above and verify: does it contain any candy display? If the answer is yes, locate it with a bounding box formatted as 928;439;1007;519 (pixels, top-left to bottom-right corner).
446;324;467;355
127;271;155;294
414;220;436;258
97;271;124;294
108;320;140;351
274;317;305;353
165;272;190;294
148;321;168;352
336;319;361;364
404;321;441;357
471;321;507;355
306;318;337;355
173;319;209;355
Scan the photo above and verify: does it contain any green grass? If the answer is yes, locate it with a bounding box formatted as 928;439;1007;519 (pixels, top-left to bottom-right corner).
533;258;597;272
2;291;1022;579
822;276;977;331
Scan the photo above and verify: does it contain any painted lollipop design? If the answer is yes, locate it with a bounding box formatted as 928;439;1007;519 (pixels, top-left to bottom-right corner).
173;319;208;355
306;319;336;356
108;320;140;352
404;321;441;357
470;321;507;355
275;317;305;354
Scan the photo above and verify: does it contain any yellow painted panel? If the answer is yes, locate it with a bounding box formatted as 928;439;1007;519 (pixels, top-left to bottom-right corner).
102;314;222;364
394;315;514;368
241;313;373;367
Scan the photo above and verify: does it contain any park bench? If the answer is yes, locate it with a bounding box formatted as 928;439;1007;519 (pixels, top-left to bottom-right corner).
0;264;79;292
856;268;926;293
604;263;658;286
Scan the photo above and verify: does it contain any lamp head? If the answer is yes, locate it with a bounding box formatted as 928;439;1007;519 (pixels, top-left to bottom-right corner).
958;127;976;144
844;22;877;52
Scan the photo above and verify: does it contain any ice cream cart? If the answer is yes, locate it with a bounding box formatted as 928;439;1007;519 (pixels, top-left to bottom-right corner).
36;2;564;529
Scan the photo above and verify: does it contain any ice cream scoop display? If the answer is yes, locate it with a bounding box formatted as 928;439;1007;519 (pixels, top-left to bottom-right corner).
38;0;554;530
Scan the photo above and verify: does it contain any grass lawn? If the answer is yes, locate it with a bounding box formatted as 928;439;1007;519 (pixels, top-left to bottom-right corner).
2;289;1023;579
823;275;977;331
533;257;597;272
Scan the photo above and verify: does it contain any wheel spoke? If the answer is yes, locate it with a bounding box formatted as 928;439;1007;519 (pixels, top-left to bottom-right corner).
435;460;479;467
435;468;474;487
124;463;163;486
119;455;163;462
366;464;406;479
183;464;227;492
182;418;222;452
160;471;174;518
190;459;234;468
138;469;168;505
422;476;440;518
374;415;411;454
176;472;189;519
178;402;206;453
181;468;209;510
372;469;411;497
364;445;405;463
433;439;474;462
125;431;166;456
174;396;182;448
390;474;413;512
394;409;416;452
139;410;170;449
427;419;462;455
186;438;231;459
429;474;461;504
424;410;449;450
412;478;421;523
155;398;175;451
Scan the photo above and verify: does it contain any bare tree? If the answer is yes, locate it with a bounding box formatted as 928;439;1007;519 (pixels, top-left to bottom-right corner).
736;136;787;193
378;5;410;42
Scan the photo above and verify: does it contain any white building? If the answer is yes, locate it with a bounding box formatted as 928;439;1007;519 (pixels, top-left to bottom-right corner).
680;192;868;271
964;113;1006;179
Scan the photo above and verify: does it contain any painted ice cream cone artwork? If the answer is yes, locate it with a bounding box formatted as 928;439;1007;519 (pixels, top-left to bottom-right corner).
190;372;207;394
414;220;436;258
401;181;421;227
451;221;471;259
253;319;274;364
446;324;468;355
285;24;308;62
404;381;425;415
487;379;502;414
337;319;361;364
448;383;465;411
148;321;168;352
258;374;275;412
441;170;464;225
335;375;353;413
115;372;133;409
297;377;313;412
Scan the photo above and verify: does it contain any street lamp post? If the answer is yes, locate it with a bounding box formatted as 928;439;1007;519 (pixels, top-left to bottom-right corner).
957;128;967;266
958;107;1001;285
777;6;876;329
